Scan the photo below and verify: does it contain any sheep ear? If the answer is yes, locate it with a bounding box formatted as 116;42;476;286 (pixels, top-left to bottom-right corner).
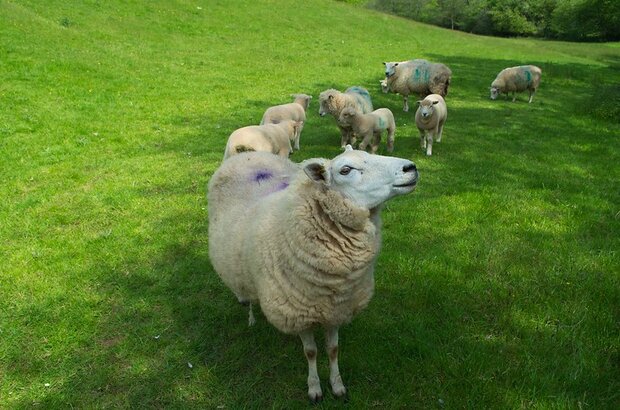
303;159;330;184
417;100;423;105
344;144;353;152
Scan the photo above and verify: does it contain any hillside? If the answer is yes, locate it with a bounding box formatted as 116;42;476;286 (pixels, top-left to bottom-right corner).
1;0;618;408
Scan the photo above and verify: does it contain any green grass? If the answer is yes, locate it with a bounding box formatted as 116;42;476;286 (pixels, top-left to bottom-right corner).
1;0;619;408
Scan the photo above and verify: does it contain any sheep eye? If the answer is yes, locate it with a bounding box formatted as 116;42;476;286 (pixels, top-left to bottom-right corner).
339;166;352;175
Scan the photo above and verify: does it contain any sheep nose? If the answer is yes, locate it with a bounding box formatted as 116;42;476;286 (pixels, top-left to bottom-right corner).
403;163;417;173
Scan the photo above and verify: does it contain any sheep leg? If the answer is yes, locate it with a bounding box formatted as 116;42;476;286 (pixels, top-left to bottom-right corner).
512;91;516;102
426;132;433;156
420;130;426;150
295;122;303;150
325;326;346;398
403;95;409;112
248;302;256;326
369;132;381;154
300;330;322;403
437;122;444;143
386;125;395;153
358;132;373;153
339;126;351;149
528;89;535;103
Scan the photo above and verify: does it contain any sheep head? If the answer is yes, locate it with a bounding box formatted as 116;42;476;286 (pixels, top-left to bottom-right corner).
490;86;500;100
417;98;439;119
337;107;358;126
383;62;399;78
292;93;312;110
318;89;339;117
302;145;418;210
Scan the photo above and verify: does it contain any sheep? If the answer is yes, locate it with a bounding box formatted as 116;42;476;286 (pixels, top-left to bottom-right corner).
414;94;447;156
260;93;312;150
381;59;452;112
490;65;542;103
318;86;373;148
223;120;301;160
338;107;395;154
208;146;419;402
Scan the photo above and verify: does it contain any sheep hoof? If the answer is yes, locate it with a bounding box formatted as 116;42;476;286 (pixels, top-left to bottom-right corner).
332;384;347;398
308;390;323;404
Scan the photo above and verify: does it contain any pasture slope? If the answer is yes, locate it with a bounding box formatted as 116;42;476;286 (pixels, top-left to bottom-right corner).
1;0;618;408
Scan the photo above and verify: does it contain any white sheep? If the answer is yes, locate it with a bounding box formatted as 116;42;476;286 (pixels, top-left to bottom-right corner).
318;86;374;148
223;120;301;160
381;59;452;112
260;93;312;150
414;94;447;156
490;65;542;103
338;107;395;154
208;146;418;402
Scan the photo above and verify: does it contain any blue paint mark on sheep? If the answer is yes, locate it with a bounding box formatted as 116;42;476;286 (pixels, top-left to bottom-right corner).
378;117;386;129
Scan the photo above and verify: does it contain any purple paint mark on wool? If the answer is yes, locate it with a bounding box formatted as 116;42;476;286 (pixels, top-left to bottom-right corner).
261;180;290;196
253;170;273;183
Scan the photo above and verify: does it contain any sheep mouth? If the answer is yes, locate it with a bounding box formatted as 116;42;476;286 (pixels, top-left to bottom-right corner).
393;178;418;189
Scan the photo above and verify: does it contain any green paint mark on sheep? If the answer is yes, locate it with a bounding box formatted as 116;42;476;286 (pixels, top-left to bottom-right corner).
412;65;430;85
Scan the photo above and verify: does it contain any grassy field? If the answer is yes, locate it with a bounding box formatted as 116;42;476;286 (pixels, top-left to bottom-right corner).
1;0;619;408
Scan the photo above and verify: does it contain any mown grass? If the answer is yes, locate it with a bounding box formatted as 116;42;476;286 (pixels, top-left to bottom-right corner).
1;0;619;408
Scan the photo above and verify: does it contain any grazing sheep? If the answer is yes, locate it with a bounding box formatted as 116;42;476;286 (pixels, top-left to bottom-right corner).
381;59;452;112
208;146;418;402
260;93;312;150
223;120;301;159
415;94;447;156
318;86;373;148
338;107;395;154
490;65;542;103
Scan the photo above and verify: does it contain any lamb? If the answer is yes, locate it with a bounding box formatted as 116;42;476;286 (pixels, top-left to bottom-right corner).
260;93;312;150
414;94;448;156
223;120;301;160
490;65;542;103
208;146;418;402
338;107;395;154
381;59;452;112
318;86;373;148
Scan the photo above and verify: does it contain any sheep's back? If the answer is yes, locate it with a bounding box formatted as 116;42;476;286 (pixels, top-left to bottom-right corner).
497;66;541;92
344;86;373;113
262;103;306;124
208;152;297;214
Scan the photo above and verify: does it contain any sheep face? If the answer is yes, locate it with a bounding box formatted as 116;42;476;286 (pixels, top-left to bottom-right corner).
318;90;337;117
303;146;418;210
418;99;439;119
490;87;500;100
383;62;399;78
